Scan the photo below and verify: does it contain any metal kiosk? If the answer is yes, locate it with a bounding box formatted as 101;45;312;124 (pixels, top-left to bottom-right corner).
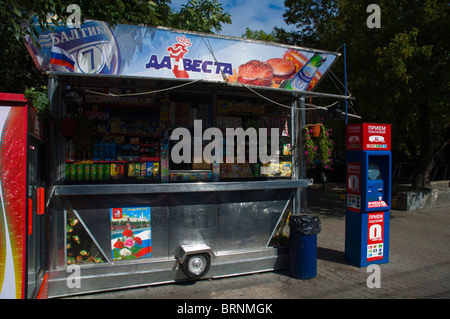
24;19;350;297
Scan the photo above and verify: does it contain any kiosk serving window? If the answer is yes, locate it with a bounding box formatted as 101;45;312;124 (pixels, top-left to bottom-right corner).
61;82;292;185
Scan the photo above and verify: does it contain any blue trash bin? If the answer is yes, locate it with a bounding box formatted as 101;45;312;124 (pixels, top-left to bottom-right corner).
289;214;321;279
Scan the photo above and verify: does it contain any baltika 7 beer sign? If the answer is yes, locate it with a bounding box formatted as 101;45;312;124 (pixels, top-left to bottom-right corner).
25;16;339;92
346;123;391;151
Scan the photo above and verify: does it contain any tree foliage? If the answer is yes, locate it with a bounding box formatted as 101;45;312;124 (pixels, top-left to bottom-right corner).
169;0;231;34
241;27;277;42
1;0;166;92
276;0;449;188
0;0;231;93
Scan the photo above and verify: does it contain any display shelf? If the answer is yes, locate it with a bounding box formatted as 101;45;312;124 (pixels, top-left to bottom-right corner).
54;179;312;196
66;157;160;164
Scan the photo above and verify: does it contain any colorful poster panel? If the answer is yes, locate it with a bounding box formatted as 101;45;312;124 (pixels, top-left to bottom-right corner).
0;102;27;299
367;212;384;262
346;162;361;212
110;207;151;261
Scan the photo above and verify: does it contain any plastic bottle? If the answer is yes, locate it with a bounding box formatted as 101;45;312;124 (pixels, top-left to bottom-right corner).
281;53;327;91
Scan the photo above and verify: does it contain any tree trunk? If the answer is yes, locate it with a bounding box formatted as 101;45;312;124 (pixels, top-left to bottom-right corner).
413;159;434;189
412;137;448;190
412;114;434;189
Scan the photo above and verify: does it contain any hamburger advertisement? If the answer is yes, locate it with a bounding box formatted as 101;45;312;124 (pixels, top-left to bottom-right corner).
26;18;339;92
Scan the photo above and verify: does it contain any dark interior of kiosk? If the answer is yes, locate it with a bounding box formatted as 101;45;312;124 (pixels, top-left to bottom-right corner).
59;75;295;185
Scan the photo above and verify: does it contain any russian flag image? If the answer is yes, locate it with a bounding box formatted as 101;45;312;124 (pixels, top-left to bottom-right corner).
50;46;75;69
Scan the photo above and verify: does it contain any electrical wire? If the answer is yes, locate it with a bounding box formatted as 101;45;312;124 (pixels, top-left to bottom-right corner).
81;72;358;116
200;36;347;112
203;37;228;82
83;77;218;97
81;37;358;117
241;83;331;110
83;76;350;114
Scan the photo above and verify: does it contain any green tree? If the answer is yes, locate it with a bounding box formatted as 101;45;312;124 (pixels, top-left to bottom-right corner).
1;0;168;93
0;0;231;93
277;0;450;189
169;0;231;33
241;27;278;42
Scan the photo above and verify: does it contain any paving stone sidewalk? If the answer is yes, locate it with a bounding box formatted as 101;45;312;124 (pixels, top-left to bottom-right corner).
68;185;450;299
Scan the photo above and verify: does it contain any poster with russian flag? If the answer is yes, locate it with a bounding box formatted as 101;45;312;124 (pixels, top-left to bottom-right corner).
110;207;151;261
50;46;75;70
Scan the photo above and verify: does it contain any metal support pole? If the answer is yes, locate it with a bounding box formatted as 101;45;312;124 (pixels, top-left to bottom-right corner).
343;43;348;125
291;94;308;215
47;76;61;186
299;96;307;213
291;96;300;214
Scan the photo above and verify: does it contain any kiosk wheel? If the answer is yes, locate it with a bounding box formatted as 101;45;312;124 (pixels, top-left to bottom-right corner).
182;253;211;279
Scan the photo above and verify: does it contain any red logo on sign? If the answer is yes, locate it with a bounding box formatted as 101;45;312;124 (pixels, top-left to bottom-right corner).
368;200;388;208
346;123;391;151
112;208;123;219
167;36;192;78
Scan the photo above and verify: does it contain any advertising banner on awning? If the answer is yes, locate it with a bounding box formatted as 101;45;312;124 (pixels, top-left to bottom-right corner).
25;18;339;92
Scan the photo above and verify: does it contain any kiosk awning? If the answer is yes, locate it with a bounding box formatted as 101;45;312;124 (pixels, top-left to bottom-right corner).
25;18;340;94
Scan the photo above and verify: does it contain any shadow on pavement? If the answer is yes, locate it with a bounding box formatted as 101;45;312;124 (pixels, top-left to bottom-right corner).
317;247;349;265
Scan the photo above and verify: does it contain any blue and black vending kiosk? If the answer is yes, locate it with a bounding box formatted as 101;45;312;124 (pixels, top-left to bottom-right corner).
345;123;391;267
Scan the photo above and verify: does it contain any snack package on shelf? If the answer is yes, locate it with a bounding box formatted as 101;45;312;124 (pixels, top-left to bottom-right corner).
110;163;124;180
220;163;253;178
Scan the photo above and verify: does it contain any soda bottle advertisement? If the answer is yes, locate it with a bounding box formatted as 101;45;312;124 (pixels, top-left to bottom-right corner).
25;16;339;92
0;104;27;299
281;53;327;91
